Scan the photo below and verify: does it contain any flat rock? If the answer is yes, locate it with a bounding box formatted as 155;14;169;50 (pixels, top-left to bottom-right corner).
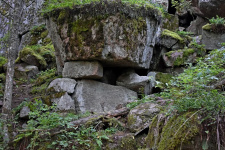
72;80;137;113
48;78;77;94
63;61;103;79
127;102;160;132
51;92;75;111
116;70;150;94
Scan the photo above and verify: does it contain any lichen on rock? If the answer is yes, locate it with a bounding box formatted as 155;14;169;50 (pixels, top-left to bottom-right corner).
146;112;200;150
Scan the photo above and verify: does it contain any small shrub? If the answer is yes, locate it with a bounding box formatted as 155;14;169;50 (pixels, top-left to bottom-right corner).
209;15;225;25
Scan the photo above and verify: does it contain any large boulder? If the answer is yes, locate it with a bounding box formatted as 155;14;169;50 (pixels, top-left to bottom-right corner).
116;70;150;94
46;2;162;69
48;78;77;94
62;61;103;79
72;80;137;113
196;0;225;18
202;24;225;50
160;29;185;49
127;102;160;132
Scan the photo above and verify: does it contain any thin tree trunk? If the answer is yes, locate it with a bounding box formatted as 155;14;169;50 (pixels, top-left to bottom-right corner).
2;0;22;144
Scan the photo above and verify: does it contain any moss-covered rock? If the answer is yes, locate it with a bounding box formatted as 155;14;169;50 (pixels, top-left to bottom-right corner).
16;44;55;70
127;102;161;132
162;13;179;31
163;48;198;67
46;1;162;69
146;112;200;150
160;29;185;50
29;24;51;46
161;29;184;43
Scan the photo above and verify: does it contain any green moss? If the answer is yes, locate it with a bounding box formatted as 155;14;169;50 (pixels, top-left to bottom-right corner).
124;17;146;52
202;24;212;30
159;112;199;150
16;44;55;68
40;30;48;39
64;15;106;59
57;9;69;24
30;24;46;36
155;72;172;89
0;73;5;83
17;47;47;67
162;29;184;43
0;56;7;68
120;135;138;150
162;13;179;31
43;38;52;45
29;24;49;46
146;115;160;148
165;48;196;67
183;48;195;57
147;112;200;150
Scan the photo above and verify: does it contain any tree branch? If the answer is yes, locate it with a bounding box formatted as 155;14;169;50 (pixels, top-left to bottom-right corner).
1;0;13;9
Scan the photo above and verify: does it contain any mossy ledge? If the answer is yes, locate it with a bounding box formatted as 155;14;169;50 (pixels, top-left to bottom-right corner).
161;29;184;42
44;0;163;22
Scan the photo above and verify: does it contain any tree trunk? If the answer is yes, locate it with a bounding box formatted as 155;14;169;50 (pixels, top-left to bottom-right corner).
2;0;23;144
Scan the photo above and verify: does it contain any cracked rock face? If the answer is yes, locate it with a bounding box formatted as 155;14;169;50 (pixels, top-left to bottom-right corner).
72;80;137;113
47;9;161;69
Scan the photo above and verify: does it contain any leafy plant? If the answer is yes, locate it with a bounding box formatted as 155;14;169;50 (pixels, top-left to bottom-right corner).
209;15;225;25
14;100;110;149
160;47;225;115
171;0;191;12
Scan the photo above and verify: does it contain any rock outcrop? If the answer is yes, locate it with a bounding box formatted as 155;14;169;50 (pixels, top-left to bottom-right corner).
46;2;162;73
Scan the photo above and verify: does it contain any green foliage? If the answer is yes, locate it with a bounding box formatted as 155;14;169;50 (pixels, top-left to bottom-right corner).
30;24;46;36
14;100;110;149
0;55;7;68
209;15;225;25
127;95;155;109
31;68;57;94
171;0;191;12
160;47;225;115
189;40;206;56
16;43;55;69
0;118;4;150
0;32;10;49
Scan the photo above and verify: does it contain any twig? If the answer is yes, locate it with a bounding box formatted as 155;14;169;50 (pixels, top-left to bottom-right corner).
217;114;221;150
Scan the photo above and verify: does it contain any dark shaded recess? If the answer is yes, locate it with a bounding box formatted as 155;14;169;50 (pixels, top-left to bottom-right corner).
179;11;197;28
168;0;176;14
100;67;125;85
135;69;148;76
149;44;167;72
152;87;161;94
